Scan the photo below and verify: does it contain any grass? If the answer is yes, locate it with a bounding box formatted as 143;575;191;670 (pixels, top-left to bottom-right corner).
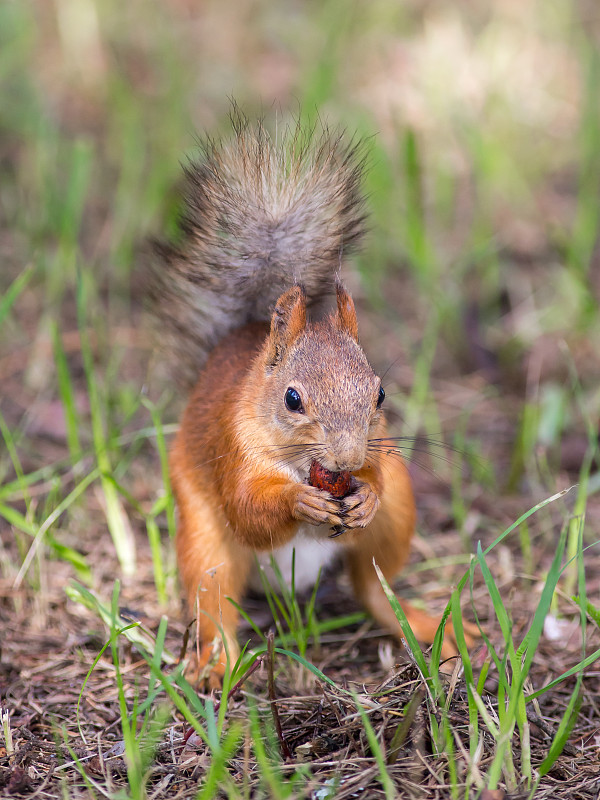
2;0;600;798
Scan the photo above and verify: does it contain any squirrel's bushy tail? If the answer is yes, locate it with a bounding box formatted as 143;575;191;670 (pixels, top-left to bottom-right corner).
150;113;367;387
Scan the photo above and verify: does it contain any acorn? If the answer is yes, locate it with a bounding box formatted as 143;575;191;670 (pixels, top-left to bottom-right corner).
309;460;352;499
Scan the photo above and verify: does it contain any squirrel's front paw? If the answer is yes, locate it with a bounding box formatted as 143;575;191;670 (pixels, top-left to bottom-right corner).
291;484;343;527
340;480;380;528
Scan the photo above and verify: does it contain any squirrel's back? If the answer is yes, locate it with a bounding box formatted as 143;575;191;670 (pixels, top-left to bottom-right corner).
150;113;367;387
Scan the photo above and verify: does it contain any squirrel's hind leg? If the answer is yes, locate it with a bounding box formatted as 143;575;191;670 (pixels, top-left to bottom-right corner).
175;475;252;688
344;458;474;665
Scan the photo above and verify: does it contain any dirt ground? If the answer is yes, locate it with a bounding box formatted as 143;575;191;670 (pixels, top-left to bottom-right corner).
2;294;600;798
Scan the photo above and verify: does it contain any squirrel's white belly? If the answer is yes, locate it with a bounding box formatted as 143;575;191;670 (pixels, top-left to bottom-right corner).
248;526;338;594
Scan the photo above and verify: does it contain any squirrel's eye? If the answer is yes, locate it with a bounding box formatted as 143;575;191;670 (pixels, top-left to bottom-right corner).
285;387;303;413
377;385;385;408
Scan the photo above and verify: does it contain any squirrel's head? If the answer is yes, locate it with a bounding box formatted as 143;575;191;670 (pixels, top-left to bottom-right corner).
260;284;384;475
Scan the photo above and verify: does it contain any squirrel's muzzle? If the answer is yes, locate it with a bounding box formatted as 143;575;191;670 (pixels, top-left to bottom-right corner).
325;432;367;473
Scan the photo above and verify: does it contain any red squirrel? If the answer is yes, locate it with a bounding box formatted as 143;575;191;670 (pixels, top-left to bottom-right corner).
151;115;472;687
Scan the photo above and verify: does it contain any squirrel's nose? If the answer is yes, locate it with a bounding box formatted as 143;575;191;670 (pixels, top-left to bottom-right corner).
329;434;366;473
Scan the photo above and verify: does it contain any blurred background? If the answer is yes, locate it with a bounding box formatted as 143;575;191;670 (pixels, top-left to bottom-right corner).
2;5;600;793
1;0;600;593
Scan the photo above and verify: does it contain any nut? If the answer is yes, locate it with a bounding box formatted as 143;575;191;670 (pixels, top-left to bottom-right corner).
309;460;352;498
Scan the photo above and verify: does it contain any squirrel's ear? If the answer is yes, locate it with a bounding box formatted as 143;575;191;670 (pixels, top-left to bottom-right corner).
266;286;307;367
334;284;359;342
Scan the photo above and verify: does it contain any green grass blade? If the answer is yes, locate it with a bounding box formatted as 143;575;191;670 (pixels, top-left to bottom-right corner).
13;466;100;587
373;561;435;688
353;691;396;800
246;697;287;800
450;589;479;758
76;625;137;746
475;542;517;660
480;487;575;561
536;517;587;778
196;723;243;800
537;684;582;779
46;534;92;583
0;502;36;536
0;263;35;325
525;643;600;699
273;647;341;692
429;601;452;676
519;525;568;678
0;408;30;512
76;269;136;574
50;320;81;459
227;597;267;641
145;515;167;605
66;580;176;664
141;396;176;537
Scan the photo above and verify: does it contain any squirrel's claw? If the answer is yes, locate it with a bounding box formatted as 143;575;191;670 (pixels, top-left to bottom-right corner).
340;480;380;528
292;484;345;528
183;638;229;691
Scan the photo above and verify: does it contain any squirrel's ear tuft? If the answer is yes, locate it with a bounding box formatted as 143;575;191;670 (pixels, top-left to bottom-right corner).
334;284;359;342
266;286;307;367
